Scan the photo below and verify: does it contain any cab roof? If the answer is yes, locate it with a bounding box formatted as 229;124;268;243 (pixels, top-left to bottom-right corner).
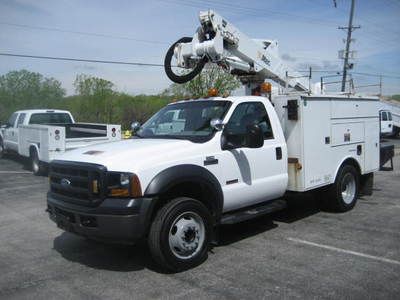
171;96;268;104
14;109;71;114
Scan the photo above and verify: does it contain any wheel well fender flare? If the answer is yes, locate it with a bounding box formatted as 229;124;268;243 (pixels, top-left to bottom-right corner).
144;164;224;219
29;144;40;159
334;156;362;181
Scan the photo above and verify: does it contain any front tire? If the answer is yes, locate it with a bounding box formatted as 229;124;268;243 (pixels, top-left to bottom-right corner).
327;164;359;212
148;197;212;272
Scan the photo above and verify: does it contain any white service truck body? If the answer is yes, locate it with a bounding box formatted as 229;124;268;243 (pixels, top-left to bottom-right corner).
274;94;380;192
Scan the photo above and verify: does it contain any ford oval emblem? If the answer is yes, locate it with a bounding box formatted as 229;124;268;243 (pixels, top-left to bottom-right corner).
60;178;71;187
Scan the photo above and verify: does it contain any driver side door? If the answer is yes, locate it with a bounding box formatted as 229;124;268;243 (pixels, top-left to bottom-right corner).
4;113;19;151
219;101;287;212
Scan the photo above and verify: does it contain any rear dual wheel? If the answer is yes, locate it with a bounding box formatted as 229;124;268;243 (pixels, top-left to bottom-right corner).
326;164;360;212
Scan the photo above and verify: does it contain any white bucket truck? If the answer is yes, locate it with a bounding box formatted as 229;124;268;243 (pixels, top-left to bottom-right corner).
46;10;385;271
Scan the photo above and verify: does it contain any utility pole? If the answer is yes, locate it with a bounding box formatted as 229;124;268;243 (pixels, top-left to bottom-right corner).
338;0;360;92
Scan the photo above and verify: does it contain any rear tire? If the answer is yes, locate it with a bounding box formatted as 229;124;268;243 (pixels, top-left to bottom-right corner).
148;197;212;272
326;164;359;212
30;149;45;176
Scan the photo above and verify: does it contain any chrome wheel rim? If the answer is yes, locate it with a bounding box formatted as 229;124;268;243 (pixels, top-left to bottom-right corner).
168;212;205;260
341;173;356;204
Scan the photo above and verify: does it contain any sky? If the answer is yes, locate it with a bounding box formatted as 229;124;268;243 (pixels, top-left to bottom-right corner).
0;0;399;96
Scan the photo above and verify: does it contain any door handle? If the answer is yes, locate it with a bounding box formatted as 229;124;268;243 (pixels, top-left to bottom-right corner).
276;147;282;160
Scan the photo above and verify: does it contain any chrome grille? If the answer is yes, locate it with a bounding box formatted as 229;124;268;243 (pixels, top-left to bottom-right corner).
49;161;107;206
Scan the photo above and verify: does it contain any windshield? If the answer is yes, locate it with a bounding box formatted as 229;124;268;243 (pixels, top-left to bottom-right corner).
29;113;72;124
136;100;231;142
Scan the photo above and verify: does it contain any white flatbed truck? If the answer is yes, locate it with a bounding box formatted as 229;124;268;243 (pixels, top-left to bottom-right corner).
0;109;121;175
45;10;387;271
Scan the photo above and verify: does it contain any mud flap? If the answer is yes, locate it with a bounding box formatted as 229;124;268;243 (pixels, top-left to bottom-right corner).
360;173;374;196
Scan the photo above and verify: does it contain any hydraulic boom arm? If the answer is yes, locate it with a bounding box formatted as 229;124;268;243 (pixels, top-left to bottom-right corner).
164;10;310;93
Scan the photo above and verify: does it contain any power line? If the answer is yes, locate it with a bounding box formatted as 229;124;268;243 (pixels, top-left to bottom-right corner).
158;0;339;27
351;72;400;79
0;53;165;67
1;52;399;79
0;21;169;45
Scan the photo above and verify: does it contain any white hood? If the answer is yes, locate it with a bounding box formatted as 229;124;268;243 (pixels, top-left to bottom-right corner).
56;138;202;172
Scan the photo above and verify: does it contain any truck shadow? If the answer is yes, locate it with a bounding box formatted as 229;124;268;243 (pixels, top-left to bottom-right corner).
53;195;322;273
218;193;321;246
2;154;32;172
53;233;164;273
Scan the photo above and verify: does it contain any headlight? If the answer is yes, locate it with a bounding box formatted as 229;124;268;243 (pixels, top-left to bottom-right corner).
107;172;142;198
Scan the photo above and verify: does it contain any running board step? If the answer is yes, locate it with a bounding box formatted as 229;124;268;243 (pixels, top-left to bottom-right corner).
220;199;287;225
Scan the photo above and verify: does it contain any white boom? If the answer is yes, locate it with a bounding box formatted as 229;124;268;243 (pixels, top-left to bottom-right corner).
166;10;310;93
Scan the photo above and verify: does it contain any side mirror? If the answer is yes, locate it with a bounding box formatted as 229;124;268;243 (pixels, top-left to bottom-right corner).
246;124;264;148
221;124;264;150
210;118;224;131
131;121;141;133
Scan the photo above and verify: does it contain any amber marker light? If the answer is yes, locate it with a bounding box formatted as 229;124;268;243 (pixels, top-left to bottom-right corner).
260;82;272;93
208;88;219;97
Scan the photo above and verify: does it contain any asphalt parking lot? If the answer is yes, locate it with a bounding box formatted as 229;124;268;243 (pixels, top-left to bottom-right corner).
0;141;399;299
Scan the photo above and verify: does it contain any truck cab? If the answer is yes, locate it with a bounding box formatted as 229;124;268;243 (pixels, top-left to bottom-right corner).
379;109;393;136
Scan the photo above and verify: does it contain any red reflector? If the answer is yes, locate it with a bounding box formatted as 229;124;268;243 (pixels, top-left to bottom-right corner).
112;128;116;132
55;130;60;135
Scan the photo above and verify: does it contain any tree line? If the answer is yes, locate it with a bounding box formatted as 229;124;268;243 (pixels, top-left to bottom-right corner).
0;67;240;129
3;68;397;129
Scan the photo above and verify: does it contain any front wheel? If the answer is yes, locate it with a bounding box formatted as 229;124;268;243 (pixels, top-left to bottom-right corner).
327;164;360;212
148;197;212;272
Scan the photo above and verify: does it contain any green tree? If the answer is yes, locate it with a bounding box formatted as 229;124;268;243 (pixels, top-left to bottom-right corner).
162;65;241;98
391;94;400;102
0;70;65;122
73;74;116;123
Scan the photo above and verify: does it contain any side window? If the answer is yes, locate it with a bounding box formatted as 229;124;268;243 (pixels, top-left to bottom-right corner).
16;113;26;127
225;102;274;139
159;111;175;123
388;112;392;121
7;113;18;128
381;111;388;121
